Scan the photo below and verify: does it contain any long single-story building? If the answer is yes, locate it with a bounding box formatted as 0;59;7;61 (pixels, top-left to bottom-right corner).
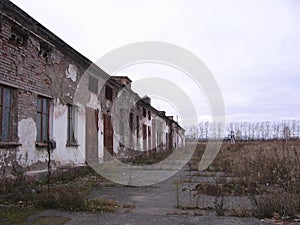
0;0;185;174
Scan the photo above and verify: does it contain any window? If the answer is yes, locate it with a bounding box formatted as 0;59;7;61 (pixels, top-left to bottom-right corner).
143;108;146;117
88;75;98;94
36;96;50;143
67;104;76;144
148;110;151;120
0;86;14;142
38;42;51;59
105;85;113;101
9;27;27;47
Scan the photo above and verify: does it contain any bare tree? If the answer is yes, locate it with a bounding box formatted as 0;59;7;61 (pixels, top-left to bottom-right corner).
198;122;204;140
204;121;210;141
191;119;300;141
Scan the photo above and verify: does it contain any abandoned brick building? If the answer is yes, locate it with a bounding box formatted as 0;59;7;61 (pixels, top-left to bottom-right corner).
0;0;185;173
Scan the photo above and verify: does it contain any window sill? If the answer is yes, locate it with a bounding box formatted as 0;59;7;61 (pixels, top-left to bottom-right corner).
0;142;21;148
66;142;79;147
35;142;48;147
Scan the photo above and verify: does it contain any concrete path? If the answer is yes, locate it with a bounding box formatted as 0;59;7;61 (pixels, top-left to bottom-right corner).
30;166;267;225
31;209;266;225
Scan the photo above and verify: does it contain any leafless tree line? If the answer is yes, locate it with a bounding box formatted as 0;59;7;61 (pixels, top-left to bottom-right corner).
186;120;300;141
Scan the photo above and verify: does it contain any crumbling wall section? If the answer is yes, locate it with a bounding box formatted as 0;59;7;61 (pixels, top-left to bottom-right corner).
0;1;186;173
0;12;88;173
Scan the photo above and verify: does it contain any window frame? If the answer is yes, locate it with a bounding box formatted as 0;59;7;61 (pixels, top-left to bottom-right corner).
67;104;77;144
36;96;50;143
0;85;15;142
88;75;98;94
105;85;113;101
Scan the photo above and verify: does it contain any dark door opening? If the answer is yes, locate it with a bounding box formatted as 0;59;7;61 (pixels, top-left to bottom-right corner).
104;113;113;161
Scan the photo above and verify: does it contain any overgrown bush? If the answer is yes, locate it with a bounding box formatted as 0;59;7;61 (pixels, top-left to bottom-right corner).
36;189;85;211
0;165;118;213
86;198;119;212
255;191;298;218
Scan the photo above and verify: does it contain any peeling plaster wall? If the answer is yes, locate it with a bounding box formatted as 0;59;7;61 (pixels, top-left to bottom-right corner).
17;118;48;168
87;93;99;109
0;149;16;172
0;9;89;172
65;64;77;82
77;104;86;164
178;129;185;148
52;101;85;166
0;1;185;173
14;103;87;170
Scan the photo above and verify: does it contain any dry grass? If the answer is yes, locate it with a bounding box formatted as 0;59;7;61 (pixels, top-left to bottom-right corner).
0;165;118;215
192;140;300;218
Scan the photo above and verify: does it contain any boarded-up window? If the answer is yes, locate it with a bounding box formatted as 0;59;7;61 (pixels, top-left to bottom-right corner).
105;85;113;101
88;75;98;94
9;26;27;47
36;96;50;142
67;104;76;143
0;85;14;142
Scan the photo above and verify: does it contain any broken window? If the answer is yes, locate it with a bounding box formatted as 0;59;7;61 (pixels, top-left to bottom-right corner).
36;96;50;143
0;85;14;142
67;104;76;144
105;85;113;101
9;26;27;47
38;42;51;59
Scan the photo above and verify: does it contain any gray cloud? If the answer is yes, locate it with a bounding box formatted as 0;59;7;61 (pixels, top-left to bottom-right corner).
10;0;300;123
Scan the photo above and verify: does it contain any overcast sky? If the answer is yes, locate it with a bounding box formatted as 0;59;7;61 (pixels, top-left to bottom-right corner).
10;0;300;126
